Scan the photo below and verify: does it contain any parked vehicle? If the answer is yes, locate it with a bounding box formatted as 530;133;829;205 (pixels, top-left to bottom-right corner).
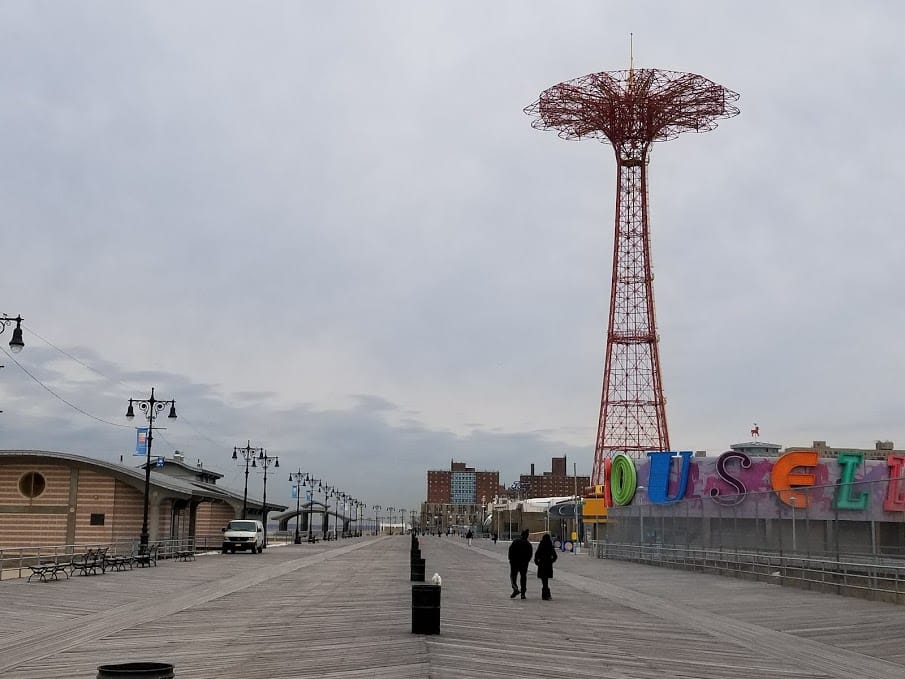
221;520;264;553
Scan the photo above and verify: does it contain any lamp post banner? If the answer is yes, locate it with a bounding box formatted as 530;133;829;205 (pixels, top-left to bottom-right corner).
291;486;298;500
134;428;149;456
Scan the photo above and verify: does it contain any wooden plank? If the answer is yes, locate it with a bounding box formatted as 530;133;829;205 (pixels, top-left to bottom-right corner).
0;537;902;677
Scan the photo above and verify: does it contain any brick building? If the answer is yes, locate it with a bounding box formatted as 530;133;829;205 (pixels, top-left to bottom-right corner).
519;456;589;499
426;460;500;505
422;460;501;535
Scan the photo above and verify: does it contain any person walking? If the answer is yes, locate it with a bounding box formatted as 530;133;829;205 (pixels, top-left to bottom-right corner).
465;529;474;546
534;533;558;600
492;532;498;545
508;529;533;599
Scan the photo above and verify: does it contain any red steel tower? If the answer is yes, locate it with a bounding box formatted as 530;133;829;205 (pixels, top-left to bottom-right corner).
525;68;739;485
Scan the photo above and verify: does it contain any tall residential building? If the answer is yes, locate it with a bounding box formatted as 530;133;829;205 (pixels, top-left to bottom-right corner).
519;456;589;499
423;461;501;534
427;460;499;505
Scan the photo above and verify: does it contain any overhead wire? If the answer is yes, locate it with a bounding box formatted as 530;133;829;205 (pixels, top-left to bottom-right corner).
20;322;239;449
0;345;131;429
22;322;232;450
7;324;323;500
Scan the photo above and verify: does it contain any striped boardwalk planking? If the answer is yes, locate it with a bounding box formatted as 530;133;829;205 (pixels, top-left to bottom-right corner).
0;536;903;678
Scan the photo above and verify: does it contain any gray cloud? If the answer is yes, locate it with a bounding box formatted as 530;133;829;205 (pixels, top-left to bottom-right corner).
2;1;904;509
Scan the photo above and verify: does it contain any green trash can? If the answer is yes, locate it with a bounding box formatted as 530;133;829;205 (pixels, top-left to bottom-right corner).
97;662;174;678
412;583;440;634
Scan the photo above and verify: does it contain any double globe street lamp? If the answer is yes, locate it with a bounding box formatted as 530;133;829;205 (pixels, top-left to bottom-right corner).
372;504;382;536
126;388;177;547
257;450;279;547
288;469;308;544
232;441;264;520
305;477;321;542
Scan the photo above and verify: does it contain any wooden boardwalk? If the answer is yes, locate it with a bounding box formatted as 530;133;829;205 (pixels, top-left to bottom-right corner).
1;536;904;678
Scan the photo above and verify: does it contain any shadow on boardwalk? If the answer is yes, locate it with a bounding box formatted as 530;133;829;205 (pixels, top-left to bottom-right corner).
1;536;904;678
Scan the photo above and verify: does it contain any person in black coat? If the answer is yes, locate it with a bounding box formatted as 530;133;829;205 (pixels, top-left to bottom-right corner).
534;533;558;600
508;529;533;599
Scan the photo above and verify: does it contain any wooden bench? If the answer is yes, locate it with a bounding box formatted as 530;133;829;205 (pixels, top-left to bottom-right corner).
72;548;108;576
135;543;159;568
176;548;195;562
27;560;71;582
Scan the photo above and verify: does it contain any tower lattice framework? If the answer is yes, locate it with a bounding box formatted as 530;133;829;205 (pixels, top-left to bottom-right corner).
526;68;739;486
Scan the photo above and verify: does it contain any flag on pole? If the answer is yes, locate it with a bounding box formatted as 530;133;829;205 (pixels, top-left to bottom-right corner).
134;428;149;456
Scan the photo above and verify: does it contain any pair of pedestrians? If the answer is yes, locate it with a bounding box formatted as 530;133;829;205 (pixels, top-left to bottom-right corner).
507;529;557;600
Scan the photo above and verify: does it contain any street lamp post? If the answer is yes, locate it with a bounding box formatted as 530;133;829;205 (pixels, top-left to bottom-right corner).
373;504;381;535
305;477;320;542
636;486;646;547
0;314;25;353
321;483;332;540
258;450;279;547
289;470;307;544
481;495;486;537
126;388;177;547
495;497;501;539
790;495;797;552
232;441;263;519
573;462;579;544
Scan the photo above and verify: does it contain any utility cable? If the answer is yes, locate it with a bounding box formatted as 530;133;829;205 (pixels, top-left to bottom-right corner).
0;345;131;428
20;322;232;452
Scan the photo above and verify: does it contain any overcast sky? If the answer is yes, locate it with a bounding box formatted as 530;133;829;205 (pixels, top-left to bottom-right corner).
2;2;904;511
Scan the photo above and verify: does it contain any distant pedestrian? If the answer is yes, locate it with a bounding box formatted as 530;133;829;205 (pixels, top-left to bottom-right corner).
492;532;498;545
466;529;474;546
508;529;533;599
534;533;558;601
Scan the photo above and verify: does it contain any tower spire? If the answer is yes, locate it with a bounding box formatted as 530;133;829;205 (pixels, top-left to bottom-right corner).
628;33;634;87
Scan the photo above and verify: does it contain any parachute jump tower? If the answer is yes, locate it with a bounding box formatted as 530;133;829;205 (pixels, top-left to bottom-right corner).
525;65;739;486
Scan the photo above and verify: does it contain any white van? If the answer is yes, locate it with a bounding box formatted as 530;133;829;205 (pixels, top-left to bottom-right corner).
221;519;264;554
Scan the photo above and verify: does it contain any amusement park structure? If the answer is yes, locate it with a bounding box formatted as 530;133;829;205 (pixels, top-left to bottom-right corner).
526;65;739;487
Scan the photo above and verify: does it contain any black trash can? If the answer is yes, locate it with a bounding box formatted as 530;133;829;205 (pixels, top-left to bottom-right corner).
97;662;175;678
412;583;440;634
411;557;425;582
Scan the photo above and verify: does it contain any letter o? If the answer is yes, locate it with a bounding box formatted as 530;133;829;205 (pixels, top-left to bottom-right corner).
610;454;638;506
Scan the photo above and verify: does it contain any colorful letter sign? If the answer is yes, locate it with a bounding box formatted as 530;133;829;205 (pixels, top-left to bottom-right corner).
770;451;817;507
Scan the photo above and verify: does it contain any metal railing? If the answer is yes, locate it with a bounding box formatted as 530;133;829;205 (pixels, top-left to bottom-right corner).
592;541;905;604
